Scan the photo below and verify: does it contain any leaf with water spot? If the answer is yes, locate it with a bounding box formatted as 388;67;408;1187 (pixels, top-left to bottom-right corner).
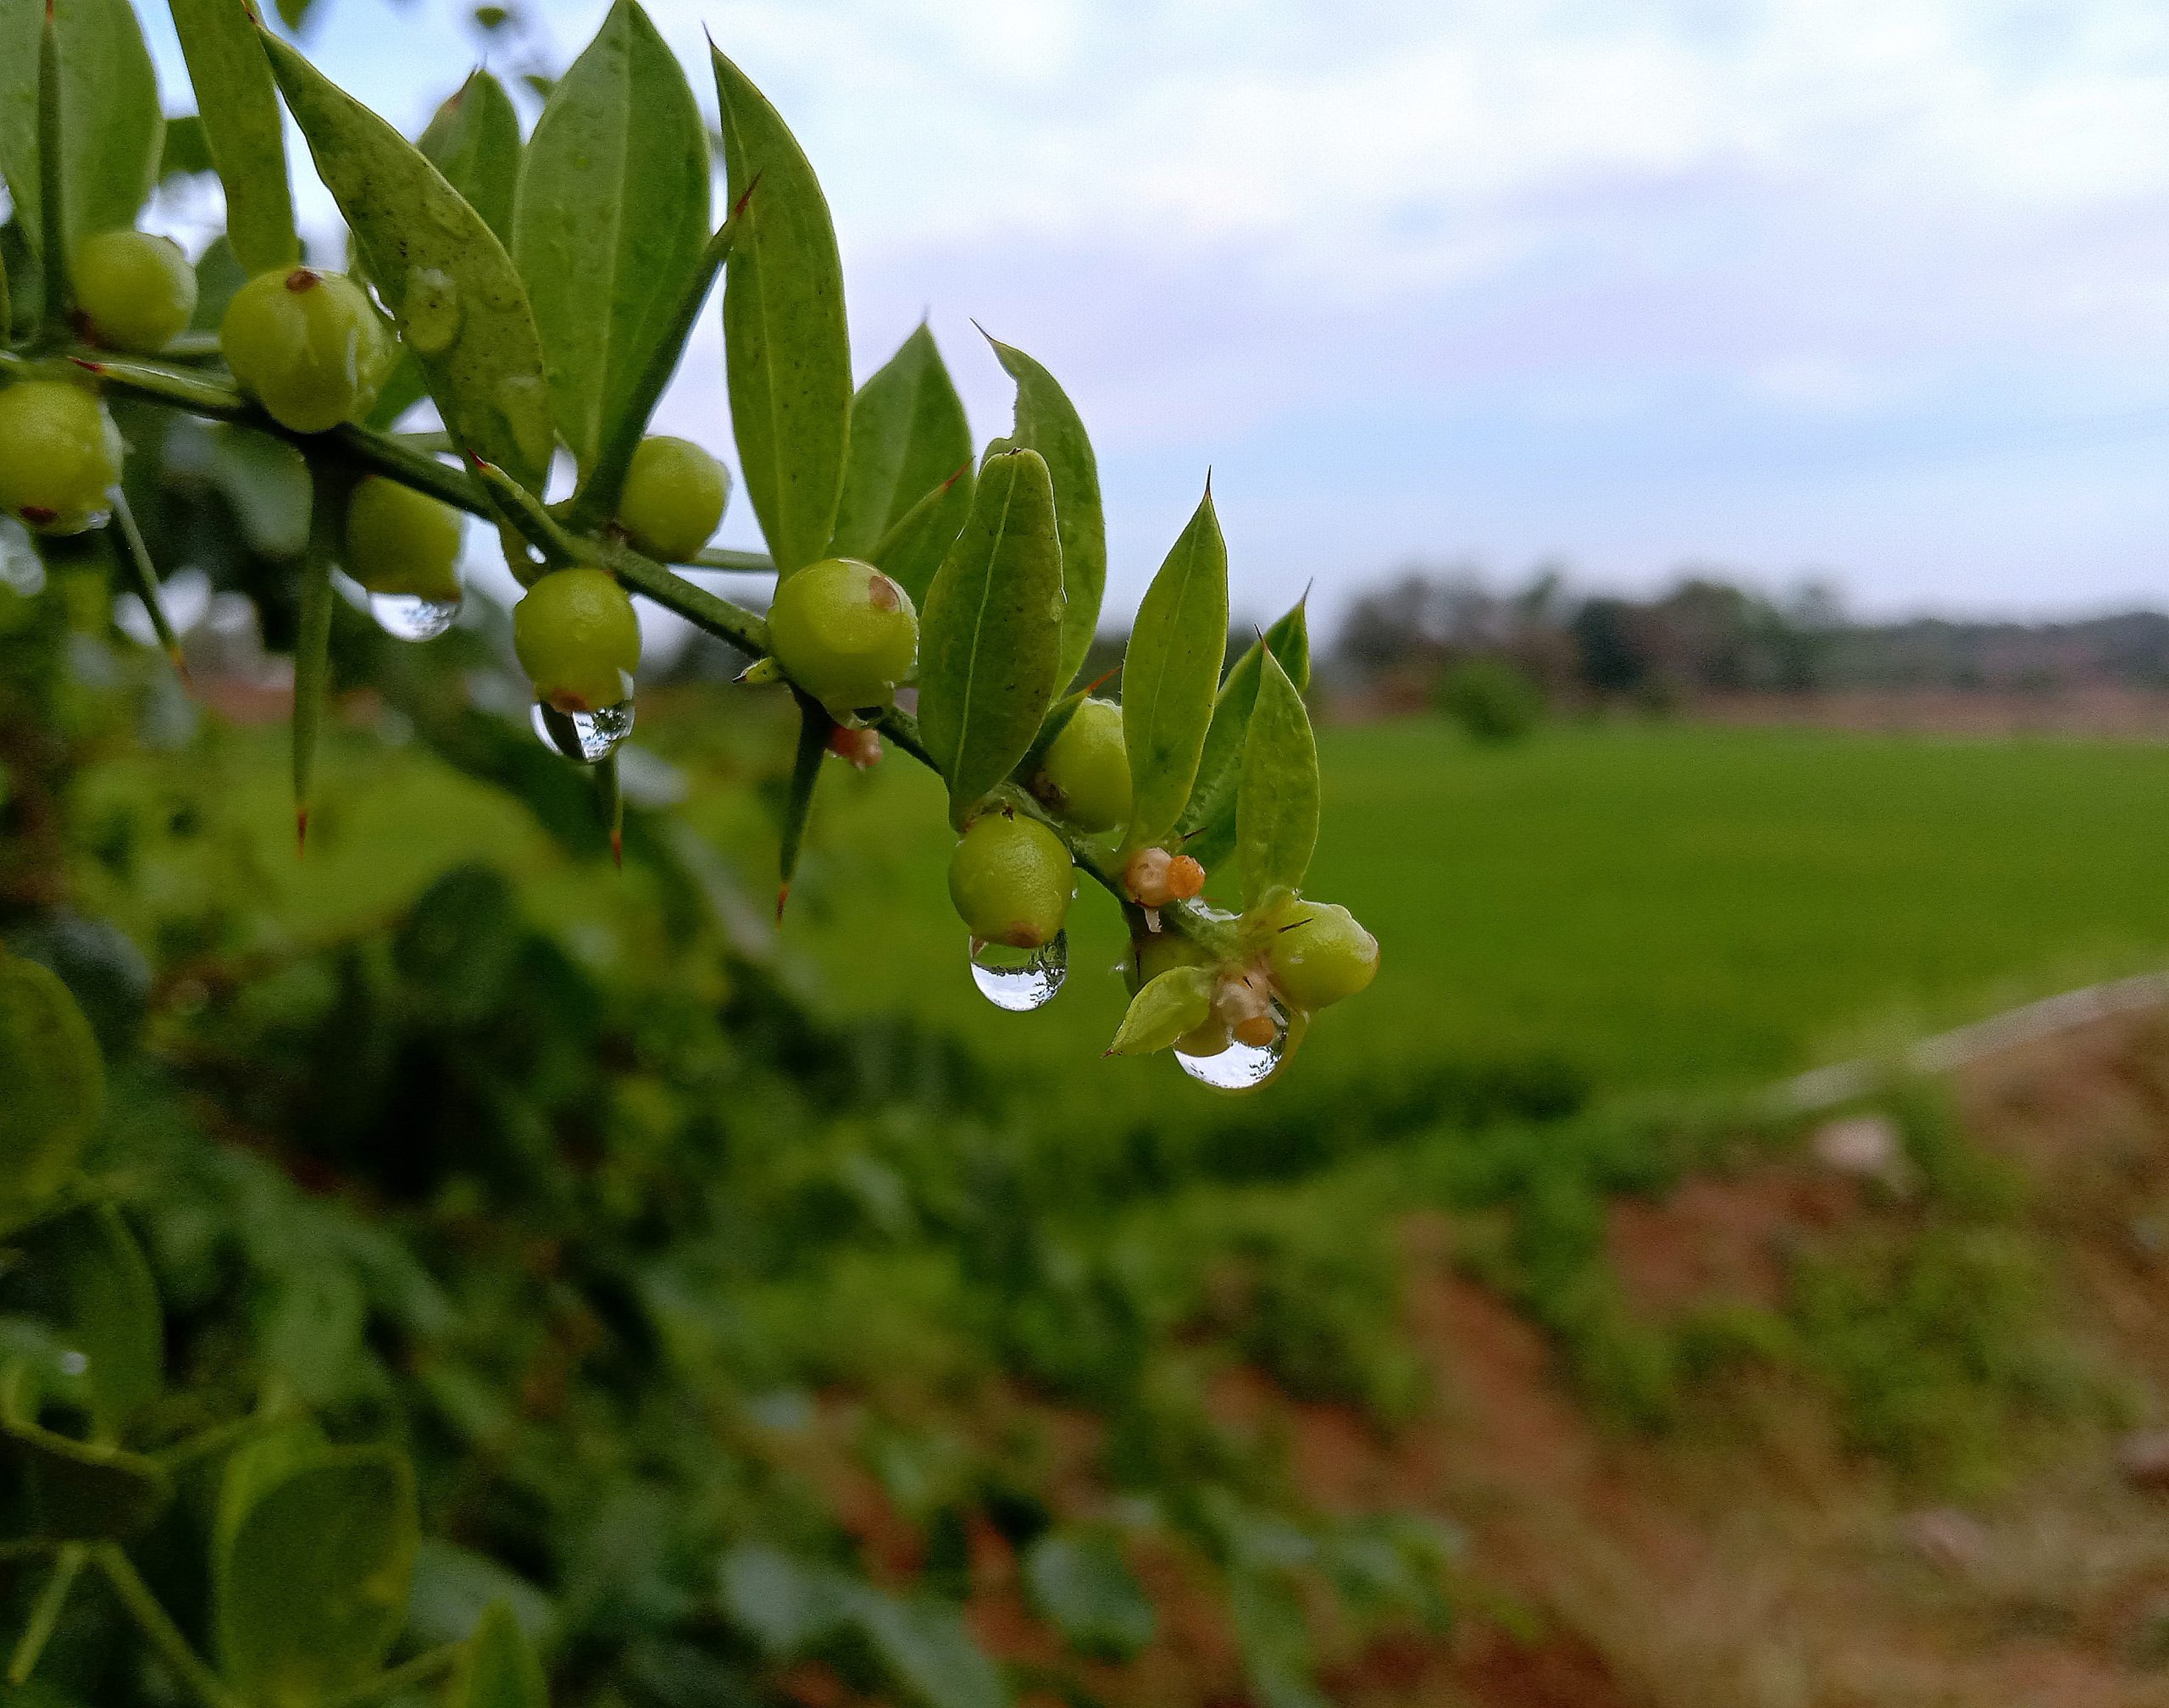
214;1435;418;1705
1107;965;1213;1056
515;1;708;474
833;323;974;604
0;0;163;252
263;33;555;488
1236;650;1318;911
917;448;1066;827
713;44;850;578
985;336;1104;690
169;0;297;271
1123;485;1227;850
1179;597;1308;869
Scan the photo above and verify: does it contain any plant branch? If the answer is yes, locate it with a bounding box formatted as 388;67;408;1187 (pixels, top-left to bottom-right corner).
8;1542;85;1685
92;1544;242;1708
320;1643;464;1708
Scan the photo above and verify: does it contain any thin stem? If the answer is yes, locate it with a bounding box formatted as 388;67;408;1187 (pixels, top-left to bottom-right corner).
92;1545;241;1708
36;8;66;344
319;1644;463;1708
8;1542;86;1685
608;541;769;655
689;546;777;574
108;487;189;681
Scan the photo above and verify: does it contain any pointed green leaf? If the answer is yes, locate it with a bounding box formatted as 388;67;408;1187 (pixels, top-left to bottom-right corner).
515;1;708;473
713;45;850;578
0;953;103;1226
833;324;974;601
215;1438;418;1704
0;0;163;252
918;448;1066;827
1123;485;1227;849
1107;965;1213;1056
421;70;521;243
448;1601;549;1708
1179;598;1308;869
169;0;297;271
1236;651;1317;911
263;34;555;488
4;1204;162;1441
986;337;1104;690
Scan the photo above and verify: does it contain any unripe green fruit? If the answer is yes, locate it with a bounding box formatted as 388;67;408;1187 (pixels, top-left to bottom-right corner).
949;813;1075;949
1039;699;1130;833
220;268;391;434
766;557;918;719
0;381;123;535
344;476;463;600
513;567;641;712
1267;901;1379;1010
619;435;729;562
1125;926;1208;996
71;230;197;353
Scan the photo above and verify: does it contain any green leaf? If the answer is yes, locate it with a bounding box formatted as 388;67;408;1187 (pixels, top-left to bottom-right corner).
447;1601;548;1708
1106;965;1213;1056
263;34;555;488
917;448;1067;827
851;1592;1008;1708
515;0;708;474
169;0;298;271
420;70;522;243
0;953;103;1225
1122;484;1227;850
4;1204;162;1441
0;0;163;252
214;1436;418;1705
833;323;974;602
713;43;851;578
985;336;1105;690
1236;651;1317;911
1179;597;1308;870
158;113;213;180
1022;1531;1156;1660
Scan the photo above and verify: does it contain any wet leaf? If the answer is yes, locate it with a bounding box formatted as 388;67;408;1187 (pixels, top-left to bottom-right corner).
1107;965;1213;1056
0;953;103;1225
713;44;850;578
1123;484;1227;849
1179;597;1308;869
918;448;1066;827
264;33;555;487
985;336;1104;690
833;323;973;604
0;0;163;250
420;69;521;242
1236;651;1317;911
169;0;297;270
516;0;708;473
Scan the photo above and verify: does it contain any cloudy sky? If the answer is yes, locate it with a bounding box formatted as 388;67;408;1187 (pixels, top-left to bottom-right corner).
140;0;2169;629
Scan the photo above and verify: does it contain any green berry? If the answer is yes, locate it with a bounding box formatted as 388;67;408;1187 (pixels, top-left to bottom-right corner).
219;267;391;434
71;230;197;353
766;557;918;719
1267;901;1379;1010
618;435;729;562
343;476;463;600
948;813;1075;949
513;567;641;712
1038;699;1130;833
0;381;123;535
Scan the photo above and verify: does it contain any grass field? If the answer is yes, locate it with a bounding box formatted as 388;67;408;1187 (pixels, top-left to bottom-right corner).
759;719;2169;1114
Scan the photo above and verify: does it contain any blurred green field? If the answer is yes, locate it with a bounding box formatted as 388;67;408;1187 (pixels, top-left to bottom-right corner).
763;718;2169;1112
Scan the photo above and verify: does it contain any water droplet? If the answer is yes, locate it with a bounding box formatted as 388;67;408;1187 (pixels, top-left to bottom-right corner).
402;266;462;354
369;591;462;640
968;932;1067;1012
1176;1002;1290;1091
531;698;635;763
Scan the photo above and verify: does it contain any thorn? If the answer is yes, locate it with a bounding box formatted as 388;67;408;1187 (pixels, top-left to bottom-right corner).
775;882;790;920
295;807;309;860
610;828;624;871
169;646;194;690
1296;580;1313;610
940;462;969;492
730;169;763;221
1083;663;1122;696
67;356;105;374
971;319;997;349
1203;467;1214;499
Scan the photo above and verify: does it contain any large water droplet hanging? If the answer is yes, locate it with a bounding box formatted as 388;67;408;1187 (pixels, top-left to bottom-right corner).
531;699;635;763
968;932;1067;1012
1176;1001;1290;1091
402;267;462;354
369;591;462;640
